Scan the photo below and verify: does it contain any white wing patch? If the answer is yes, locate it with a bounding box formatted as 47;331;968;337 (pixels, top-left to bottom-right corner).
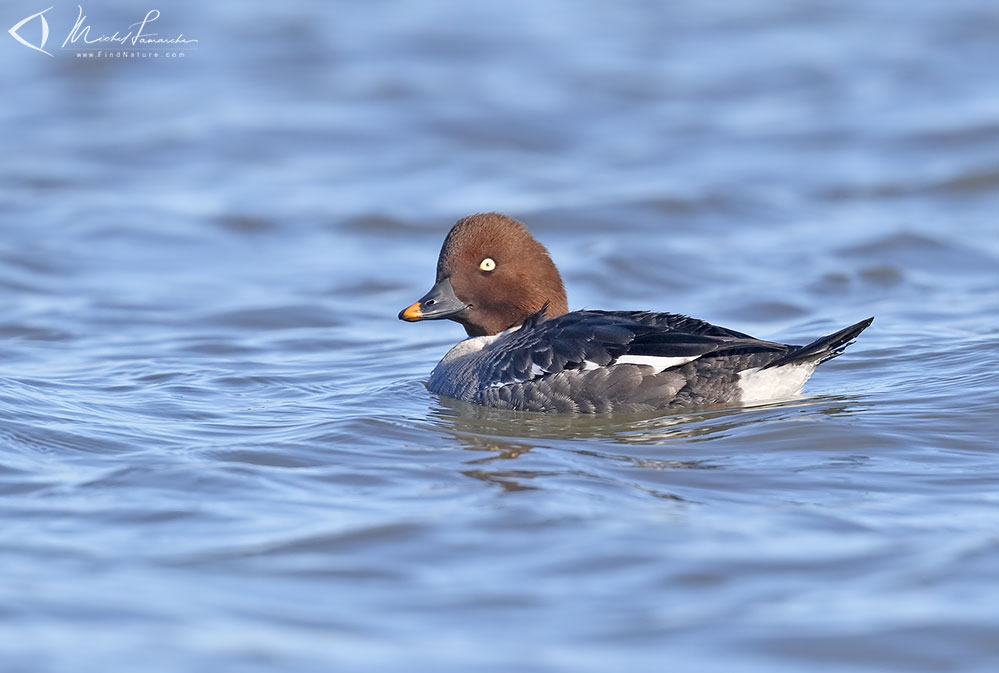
737;363;816;404
614;354;700;373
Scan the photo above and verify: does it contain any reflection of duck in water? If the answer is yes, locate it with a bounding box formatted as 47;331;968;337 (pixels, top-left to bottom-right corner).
401;213;872;413
430;392;853;451
431;399;719;496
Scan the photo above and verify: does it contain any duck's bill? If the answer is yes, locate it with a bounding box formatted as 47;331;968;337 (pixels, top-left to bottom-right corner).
398;277;469;322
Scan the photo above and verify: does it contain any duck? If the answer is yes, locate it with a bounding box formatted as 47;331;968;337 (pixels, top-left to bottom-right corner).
399;213;872;413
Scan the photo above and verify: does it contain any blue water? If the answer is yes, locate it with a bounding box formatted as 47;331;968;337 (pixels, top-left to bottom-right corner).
1;1;998;671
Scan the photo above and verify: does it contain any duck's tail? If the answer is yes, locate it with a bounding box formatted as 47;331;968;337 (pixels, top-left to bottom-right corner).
763;317;874;369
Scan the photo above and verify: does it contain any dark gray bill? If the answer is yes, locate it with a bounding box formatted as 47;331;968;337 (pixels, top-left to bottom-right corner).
398;277;469;322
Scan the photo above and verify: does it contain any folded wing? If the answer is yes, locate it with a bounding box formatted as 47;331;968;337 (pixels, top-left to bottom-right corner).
479;310;793;386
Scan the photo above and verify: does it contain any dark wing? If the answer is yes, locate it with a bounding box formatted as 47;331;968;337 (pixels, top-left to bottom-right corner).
590;310;757;339
477;310;792;387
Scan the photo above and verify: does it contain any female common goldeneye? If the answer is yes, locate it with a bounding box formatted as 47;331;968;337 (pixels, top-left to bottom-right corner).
399;213;872;413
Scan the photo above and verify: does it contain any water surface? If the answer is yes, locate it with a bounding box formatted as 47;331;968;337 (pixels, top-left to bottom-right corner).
1;1;997;671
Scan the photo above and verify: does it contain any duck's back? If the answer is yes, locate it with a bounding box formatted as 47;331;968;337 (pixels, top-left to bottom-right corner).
427;310;828;413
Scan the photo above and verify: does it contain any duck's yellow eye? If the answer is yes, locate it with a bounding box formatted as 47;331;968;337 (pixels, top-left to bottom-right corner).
479;257;496;272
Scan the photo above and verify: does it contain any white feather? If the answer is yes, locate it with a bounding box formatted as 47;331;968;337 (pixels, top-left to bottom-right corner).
439;333;500;364
737;363;816;404
614;354;700;373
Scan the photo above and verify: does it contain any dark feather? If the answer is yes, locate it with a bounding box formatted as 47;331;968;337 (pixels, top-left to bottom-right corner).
478;310;796;385
762;317;874;368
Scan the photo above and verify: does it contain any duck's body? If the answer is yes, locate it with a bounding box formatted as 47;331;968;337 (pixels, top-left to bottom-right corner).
427;309;871;413
400;213;872;413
